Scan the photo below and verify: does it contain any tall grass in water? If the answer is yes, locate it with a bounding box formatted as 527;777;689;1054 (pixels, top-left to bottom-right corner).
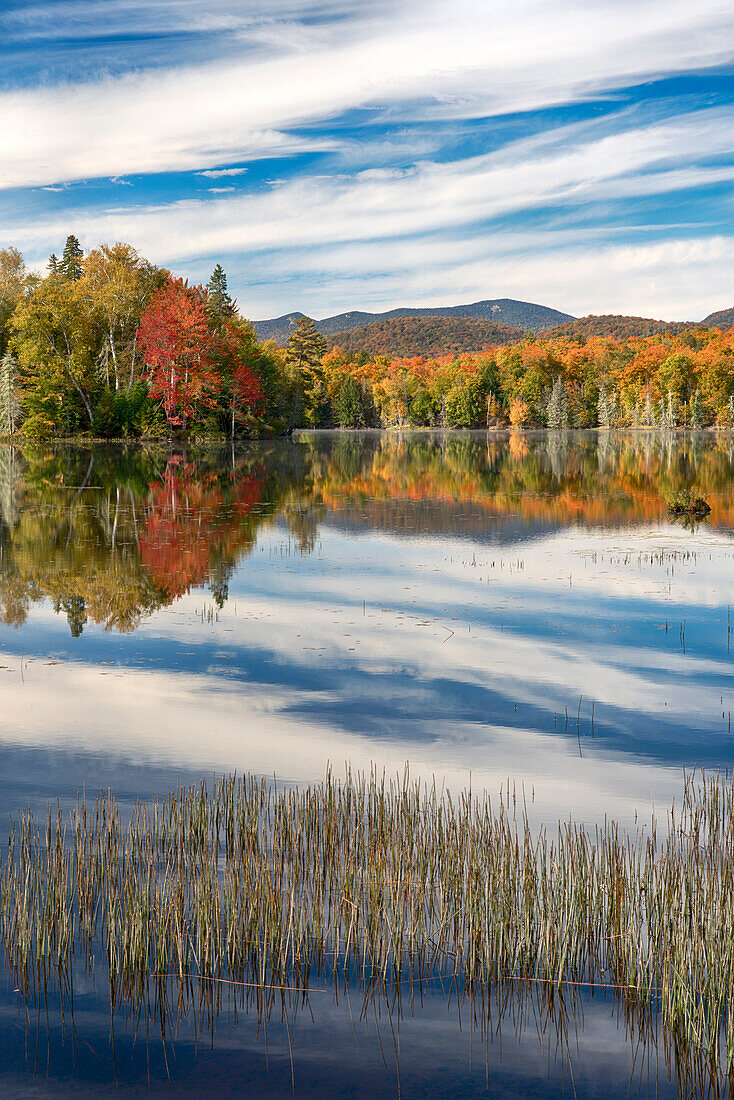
2;769;734;1078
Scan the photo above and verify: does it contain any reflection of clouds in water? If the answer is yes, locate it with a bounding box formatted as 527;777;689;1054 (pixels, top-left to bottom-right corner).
0;976;677;1098
2;517;733;825
0;640;689;828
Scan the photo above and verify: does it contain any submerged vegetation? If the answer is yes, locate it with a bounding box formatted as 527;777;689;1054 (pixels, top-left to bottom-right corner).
2;238;734;438
3;769;734;1087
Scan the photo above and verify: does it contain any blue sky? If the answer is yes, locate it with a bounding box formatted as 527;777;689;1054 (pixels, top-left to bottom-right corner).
1;0;733;320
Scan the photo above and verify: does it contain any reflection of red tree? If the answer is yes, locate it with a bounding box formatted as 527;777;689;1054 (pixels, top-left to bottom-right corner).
138;459;264;599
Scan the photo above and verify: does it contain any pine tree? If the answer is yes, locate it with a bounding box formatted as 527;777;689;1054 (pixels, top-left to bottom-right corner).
546;377;569;429
286;316;326;369
48;253;60;276
206;264;236;328
60;235;83;281
286;317;327;425
0;351;21;435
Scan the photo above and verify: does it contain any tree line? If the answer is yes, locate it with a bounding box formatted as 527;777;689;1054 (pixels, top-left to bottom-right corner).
2;236;734;438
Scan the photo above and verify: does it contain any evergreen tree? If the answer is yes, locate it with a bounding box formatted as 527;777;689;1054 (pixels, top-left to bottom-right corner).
286;317;327;425
206;264;236;328
48;253;60;276
286;316;326;369
0;351;22;435
60;594;87;637
546;377;569;429
60;235;83;281
333;375;364;428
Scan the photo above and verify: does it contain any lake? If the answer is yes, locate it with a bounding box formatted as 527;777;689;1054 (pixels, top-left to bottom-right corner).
1;429;733;1097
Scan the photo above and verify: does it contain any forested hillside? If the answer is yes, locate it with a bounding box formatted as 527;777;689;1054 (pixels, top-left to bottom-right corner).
549;315;698;340
329;316;523;356
703;307;734;329
2;235;734;439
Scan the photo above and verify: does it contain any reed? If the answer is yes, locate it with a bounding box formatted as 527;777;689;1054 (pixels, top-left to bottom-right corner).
2;769;734;1074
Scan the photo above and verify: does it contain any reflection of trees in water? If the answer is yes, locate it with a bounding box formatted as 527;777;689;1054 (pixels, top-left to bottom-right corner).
0;444;20;528
2;432;734;635
0;446;277;633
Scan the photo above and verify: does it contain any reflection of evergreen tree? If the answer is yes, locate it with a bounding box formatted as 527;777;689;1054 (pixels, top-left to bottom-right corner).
0;443;21;527
61;594;87;637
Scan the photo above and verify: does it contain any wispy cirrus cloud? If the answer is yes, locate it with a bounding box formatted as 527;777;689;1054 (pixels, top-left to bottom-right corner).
5;104;734;318
198;167;248;179
1;0;734;316
1;0;734;189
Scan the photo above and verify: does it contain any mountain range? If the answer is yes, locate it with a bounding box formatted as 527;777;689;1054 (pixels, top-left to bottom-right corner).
252;298;734;353
252;298;574;343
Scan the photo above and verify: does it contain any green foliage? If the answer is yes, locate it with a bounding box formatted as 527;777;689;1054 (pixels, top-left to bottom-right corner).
333;375;365;427
60;234;83;282
445;377;484;427
546;377;569;429
409;389;439;426
0;247;31;356
206;264;236;329
286;318;327;426
667;488;711;516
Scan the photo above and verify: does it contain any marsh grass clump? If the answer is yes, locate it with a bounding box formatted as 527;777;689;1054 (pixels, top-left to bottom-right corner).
667;489;711;516
2;770;734;1076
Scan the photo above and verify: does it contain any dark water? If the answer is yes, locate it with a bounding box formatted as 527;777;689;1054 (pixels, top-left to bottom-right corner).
1;429;733;1097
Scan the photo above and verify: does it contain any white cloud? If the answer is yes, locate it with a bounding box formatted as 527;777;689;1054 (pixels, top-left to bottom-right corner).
198;167;249;178
1;0;733;189
5;106;734;317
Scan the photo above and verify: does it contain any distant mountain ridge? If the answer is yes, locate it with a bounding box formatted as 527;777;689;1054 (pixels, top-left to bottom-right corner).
253;298;575;343
703;307;734;329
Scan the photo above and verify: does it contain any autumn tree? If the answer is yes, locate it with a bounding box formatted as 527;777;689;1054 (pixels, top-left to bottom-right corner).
11;277;97;434
81;243;165;392
137;277;220;431
216;317;264;438
0;248;32;354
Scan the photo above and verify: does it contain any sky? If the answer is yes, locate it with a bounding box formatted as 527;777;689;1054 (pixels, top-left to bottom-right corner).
0;0;733;321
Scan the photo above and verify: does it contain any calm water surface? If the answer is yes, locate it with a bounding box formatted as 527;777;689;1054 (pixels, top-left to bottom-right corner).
1;430;733;1097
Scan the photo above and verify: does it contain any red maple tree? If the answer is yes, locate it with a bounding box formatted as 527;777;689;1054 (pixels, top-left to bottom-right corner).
137;277;220;429
217;318;264;438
